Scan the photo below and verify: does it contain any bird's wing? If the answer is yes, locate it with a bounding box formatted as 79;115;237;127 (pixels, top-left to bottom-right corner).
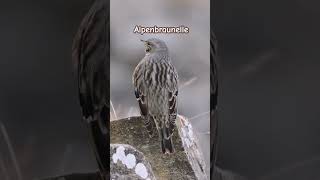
133;61;148;117
72;0;109;177
167;62;178;135
168;89;178;134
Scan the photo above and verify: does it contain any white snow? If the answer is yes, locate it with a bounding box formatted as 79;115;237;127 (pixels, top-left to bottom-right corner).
112;146;139;171
124;153;136;169
184;138;192;147
135;163;148;179
179;115;195;148
116;145;126;161
182;126;187;137
188;124;194;138
112;153;118;163
111;145;151;179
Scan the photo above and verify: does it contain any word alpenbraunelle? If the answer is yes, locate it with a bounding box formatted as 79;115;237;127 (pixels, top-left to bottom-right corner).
133;25;189;35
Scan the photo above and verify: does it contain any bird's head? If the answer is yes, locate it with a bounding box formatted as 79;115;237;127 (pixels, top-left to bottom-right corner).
141;38;168;54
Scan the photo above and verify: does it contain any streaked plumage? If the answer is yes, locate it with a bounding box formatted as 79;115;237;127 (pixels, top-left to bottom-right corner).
132;38;178;154
72;0;109;178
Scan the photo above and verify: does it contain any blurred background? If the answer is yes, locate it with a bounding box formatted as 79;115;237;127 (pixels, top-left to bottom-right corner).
0;0;320;180
110;0;210;175
0;1;96;180
213;0;320;179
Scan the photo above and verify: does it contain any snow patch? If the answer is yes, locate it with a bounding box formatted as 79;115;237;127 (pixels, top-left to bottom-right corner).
179;115;195;148
124;153;136;169
112;153;118;163
135;163;148;179
112;145;150;178
116;145;126;161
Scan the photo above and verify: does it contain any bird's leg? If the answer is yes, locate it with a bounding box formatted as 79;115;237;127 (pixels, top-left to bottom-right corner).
144;115;156;138
168;115;177;138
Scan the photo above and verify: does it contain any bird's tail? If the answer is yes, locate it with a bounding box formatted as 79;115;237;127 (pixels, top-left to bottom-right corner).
160;126;174;154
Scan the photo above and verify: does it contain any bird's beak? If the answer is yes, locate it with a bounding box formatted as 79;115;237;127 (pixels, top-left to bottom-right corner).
140;39;146;43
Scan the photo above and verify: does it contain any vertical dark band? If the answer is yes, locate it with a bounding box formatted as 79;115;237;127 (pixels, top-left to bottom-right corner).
210;0;219;177
72;0;110;179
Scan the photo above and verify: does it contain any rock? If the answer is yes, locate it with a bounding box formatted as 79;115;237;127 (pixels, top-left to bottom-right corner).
110;115;208;180
110;144;156;180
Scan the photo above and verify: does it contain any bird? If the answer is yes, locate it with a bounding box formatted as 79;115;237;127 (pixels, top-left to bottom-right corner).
132;38;179;154
72;0;109;178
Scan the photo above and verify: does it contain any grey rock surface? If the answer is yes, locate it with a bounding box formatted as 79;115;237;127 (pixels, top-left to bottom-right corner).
110;144;155;180
110;115;207;180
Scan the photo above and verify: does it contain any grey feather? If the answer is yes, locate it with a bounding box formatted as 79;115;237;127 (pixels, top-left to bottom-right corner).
133;38;178;154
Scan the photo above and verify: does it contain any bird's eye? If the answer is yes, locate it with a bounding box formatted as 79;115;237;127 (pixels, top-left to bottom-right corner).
146;45;151;52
